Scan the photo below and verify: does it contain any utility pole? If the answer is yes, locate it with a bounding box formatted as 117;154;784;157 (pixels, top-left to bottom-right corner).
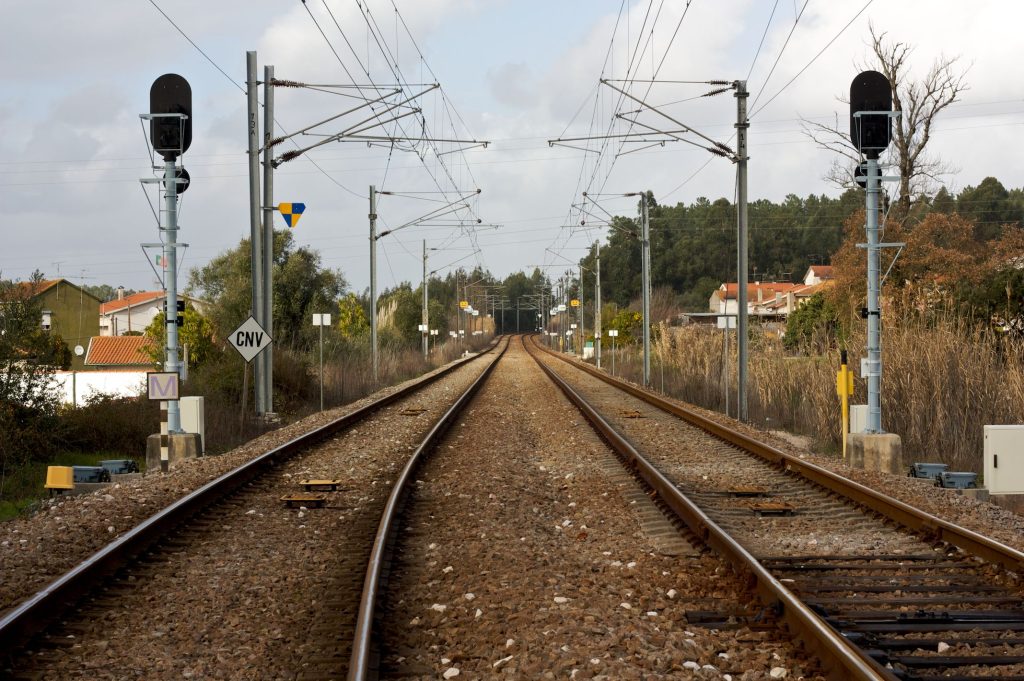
262;64;275;416
422;240;429;359
595;246;602;368
866;157;882;431
578;264;584;357
246;51;265;414
369;185;378;383
641;195;651;386
735;79;749;422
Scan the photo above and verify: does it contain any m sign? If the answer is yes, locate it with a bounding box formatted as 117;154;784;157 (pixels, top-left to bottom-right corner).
228;316;273;363
147;372;179;401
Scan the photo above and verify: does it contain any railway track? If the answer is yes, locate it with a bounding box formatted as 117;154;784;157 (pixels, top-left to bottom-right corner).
0;338;508;680
4;332;1020;680
525;335;1024;681
356;333;820;679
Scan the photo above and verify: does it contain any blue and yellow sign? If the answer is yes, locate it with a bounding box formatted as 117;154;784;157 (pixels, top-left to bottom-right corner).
278;202;306;228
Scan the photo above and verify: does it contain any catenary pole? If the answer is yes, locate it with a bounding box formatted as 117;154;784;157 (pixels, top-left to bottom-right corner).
641;195;651;386
262;64;275;416
595;246;602;368
369;185;378;383
422;240;428;359
246;51;264;415
735;80;750;422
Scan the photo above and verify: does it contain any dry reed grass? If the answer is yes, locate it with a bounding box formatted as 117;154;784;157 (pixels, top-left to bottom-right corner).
636;319;1024;472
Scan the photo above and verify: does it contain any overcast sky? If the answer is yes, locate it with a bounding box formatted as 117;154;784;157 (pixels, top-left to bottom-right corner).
2;1;1021;297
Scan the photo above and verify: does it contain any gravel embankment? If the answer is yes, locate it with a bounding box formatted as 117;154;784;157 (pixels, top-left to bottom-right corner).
551;349;1024;553
6;349;499;680
378;339;823;680
0;355;480;616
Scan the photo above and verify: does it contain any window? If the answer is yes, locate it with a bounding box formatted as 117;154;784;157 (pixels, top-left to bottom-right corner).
41;310;52;331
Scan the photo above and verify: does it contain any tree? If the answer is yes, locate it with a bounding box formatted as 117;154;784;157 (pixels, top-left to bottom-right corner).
0;275;66;497
802;25;968;217
188;230;346;350
957;177;1020;241
608;309;643;344
784;292;841;353
142;305;216;369
336;293;369;340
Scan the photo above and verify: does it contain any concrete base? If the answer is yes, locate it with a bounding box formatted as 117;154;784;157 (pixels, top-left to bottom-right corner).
989;493;1024;515
146;433;202;472
847;433;904;474
956;487;990;503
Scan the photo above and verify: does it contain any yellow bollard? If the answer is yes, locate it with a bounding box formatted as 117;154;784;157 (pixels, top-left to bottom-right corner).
836;349;854;460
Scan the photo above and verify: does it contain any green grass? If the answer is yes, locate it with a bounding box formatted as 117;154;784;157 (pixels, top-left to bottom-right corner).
0;451;146;522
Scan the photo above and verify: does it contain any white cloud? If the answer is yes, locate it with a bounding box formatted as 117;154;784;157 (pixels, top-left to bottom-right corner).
0;0;1021;294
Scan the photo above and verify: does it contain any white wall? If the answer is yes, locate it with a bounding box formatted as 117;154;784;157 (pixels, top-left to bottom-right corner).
52;370;147;406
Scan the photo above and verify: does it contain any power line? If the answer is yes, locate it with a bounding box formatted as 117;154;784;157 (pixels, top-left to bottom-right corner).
748;0;810;112
746;0;780;81
750;0;874;118
146;0;244;94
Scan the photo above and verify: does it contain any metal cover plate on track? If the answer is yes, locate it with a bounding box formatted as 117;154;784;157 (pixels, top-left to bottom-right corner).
281;493;327;508
298;479;343;492
750;501;796;516
620;409;644;419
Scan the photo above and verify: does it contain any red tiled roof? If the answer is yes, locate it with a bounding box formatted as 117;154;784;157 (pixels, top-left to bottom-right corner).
808;265;834;279
10;279;60;298
719;282;800;300
100;290;165;314
84;336;159;367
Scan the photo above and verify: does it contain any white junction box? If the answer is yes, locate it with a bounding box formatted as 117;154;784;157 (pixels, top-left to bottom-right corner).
984;425;1024;494
849;405;868;434
180;396;206;454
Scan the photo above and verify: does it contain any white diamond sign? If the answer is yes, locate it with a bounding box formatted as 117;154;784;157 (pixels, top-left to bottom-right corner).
229;316;272;363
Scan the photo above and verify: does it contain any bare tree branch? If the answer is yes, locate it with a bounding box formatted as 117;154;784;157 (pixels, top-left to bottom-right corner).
800;24;969;218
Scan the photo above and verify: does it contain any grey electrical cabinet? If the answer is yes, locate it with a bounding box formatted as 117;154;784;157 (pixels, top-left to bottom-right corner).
180;396;205;455
984;425;1024;494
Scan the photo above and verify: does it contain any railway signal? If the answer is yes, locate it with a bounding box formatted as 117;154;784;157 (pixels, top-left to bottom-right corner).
142;73;192;444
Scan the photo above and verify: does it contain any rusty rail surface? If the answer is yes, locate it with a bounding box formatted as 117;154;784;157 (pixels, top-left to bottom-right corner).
0;341;499;655
347;336;511;681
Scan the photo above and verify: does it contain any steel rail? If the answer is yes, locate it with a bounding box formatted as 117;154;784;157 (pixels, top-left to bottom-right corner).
531;336;1024;573
0;341;498;654
525;336;895;681
347;336;511;681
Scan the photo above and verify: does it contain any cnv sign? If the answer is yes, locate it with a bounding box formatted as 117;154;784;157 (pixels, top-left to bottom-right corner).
229;316;273;363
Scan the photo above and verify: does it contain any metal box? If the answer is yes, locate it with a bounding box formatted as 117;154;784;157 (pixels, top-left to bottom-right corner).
984;425;1024;494
909;462;948;481
939;471;978;490
99;459;139;475
180;395;205;454
850;404;868;434
72;466;111;483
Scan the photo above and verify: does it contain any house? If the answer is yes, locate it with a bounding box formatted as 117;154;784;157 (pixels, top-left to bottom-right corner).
84;335;159;369
7;279;102;369
802;265;834;286
755;283;827;317
99;288;206;336
709;282;801;317
710;278;834;321
50;336;158;406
